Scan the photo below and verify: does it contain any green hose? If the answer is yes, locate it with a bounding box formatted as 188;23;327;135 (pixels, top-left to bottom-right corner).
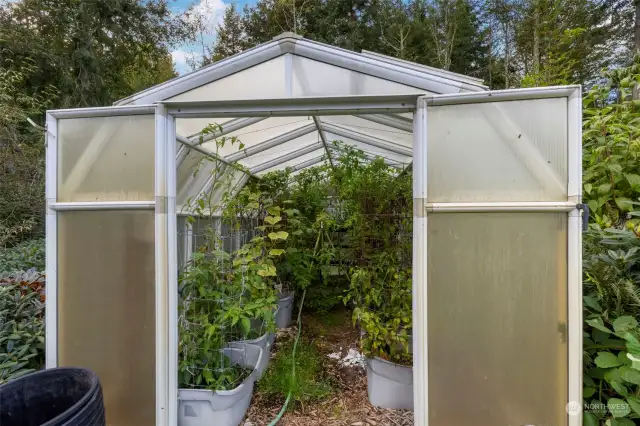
266;289;306;426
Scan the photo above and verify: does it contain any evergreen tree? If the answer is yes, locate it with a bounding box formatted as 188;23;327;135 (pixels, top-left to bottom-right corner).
211;3;250;62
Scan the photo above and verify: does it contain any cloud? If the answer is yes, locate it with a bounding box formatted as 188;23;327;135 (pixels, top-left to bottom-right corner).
185;0;228;32
171;49;203;74
172;0;231;74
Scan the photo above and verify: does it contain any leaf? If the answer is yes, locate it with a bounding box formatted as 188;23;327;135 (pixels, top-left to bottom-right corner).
626;174;640;188
614;317;639;333
584;295;602;312
240;318;251;335
615;198;634;212
584;183;593;194
267;231;289;241
583;386;596;398
627;397;640;416
623;332;640;357
608;398;630;418
269;249;285;256
616;418;635;426
598;183;612;195
610;380;628;396
584;413;599;426
595;352;623;368
620;366;640;385
264;215;282;225
266;206;281;215
587;318;612;333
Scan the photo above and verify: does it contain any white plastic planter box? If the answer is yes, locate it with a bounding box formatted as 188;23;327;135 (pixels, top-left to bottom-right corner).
366;357;413;410
178;343;263;426
275;291;295;329
229;332;272;379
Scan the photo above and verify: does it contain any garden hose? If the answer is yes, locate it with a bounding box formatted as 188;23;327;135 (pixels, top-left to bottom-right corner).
266;289;306;426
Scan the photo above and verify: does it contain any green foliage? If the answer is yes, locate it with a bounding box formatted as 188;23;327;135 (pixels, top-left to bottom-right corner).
258;338;333;407
583;226;640;424
0;276;45;384
583;60;640;228
0;61;52;247
346;263;412;364
0;238;45;272
0;0;187;108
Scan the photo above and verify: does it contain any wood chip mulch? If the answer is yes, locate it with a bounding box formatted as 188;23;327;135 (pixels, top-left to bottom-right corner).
243;311;413;426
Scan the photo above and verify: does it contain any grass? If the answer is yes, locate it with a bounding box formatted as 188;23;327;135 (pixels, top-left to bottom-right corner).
258;337;333;408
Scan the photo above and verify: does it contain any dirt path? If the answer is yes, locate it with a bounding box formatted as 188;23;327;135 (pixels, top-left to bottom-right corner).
244;310;413;426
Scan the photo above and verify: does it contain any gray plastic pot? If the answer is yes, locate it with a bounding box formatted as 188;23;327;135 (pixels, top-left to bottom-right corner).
275;291;295;329
229;332;272;379
178;343;263;426
366;357;414;410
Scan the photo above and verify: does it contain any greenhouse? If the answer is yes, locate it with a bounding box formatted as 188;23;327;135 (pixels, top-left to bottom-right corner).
44;33;583;426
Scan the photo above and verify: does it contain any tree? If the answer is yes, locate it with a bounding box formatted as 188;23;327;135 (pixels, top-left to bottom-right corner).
211;3;250;62
0;59;55;246
0;0;187;108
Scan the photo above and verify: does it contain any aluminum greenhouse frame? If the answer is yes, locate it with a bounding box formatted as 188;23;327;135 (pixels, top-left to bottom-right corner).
44;33;583;426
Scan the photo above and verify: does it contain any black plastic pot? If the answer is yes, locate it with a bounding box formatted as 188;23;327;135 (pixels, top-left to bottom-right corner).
0;367;105;426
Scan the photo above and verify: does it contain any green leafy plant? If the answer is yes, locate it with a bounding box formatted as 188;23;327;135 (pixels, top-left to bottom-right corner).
0;277;45;384
583;227;640;425
583;59;640;228
0;238;45;272
258;338;333;407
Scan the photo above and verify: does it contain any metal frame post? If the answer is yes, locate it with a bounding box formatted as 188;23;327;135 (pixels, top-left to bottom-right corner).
412;96;429;426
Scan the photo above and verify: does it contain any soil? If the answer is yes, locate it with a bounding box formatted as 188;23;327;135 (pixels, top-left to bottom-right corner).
243;310;413;426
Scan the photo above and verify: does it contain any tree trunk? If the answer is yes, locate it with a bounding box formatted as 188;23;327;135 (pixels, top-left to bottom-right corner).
504;21;510;89
635;0;640;54
533;2;540;75
635;0;640;99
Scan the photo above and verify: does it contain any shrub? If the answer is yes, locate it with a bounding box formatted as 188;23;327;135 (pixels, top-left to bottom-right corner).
0;238;45;272
0;272;45;384
583;227;640;425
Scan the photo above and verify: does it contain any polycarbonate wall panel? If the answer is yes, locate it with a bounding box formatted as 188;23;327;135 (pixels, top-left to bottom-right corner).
57;115;155;202
58;210;155;426
324;132;412;165
200;117;314;156
167;57;286;101
237;134;320;169
320;115;413;148
427;212;568;426
427;98;568;202
175;117;234;138
292;56;424;96
256;148;325;175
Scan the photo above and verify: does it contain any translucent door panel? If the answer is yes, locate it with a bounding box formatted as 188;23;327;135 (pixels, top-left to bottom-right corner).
427;98;568;202
427;213;568;426
58;210;155;426
58;115;155;201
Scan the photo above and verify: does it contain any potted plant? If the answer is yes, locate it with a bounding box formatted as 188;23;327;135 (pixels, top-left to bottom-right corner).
345;261;413;410
225;195;290;374
178;251;264;426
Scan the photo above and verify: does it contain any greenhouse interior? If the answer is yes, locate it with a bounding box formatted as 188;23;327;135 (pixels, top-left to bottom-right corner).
45;33;583;426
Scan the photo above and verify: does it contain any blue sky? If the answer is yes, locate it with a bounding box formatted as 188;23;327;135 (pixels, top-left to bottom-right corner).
171;0;255;74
